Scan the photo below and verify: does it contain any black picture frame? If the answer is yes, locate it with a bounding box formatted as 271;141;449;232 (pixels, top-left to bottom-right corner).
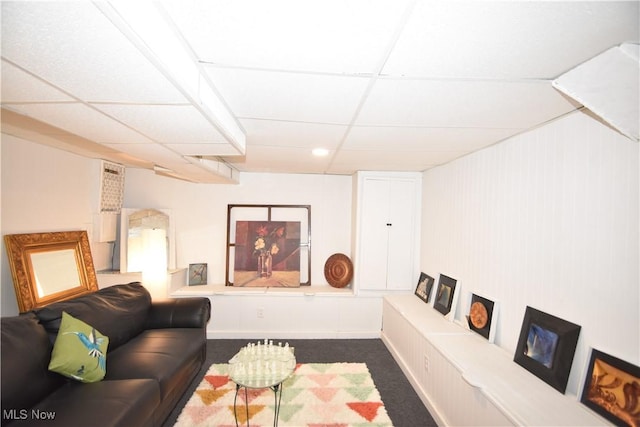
188;263;208;286
580;348;640;427
433;274;457;316
414;272;434;303
514;306;581;393
466;293;495;341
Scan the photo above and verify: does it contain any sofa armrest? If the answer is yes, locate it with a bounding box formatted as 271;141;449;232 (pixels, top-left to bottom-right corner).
146;298;211;329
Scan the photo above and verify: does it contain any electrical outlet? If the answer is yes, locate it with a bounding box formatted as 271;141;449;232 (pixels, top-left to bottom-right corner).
257;308;264;318
424;354;430;373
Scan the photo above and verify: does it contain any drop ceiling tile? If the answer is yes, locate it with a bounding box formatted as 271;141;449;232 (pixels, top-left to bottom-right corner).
7;103;153;144
328;149;466;173
1;2;186;103
95;104;228;144
166;143;240;156
205;67;369;124
2;1;636;181
383;1;640;79
1;60;74;103
357;78;579;129
166;0;410;74
223;145;332;174
344;126;518;151
240;119;348;149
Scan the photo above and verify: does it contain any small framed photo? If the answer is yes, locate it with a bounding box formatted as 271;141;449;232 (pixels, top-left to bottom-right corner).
414;272;434;303
433;274;457;318
580;348;640;427
466;293;498;343
188;263;208;286
514;306;581;393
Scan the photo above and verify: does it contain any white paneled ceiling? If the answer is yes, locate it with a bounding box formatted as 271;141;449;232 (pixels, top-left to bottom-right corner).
1;1;638;183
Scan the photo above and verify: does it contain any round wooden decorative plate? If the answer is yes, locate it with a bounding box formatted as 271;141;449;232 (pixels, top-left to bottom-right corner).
324;253;353;288
469;301;489;329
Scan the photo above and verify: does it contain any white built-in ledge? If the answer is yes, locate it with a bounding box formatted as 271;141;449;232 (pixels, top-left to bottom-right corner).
170;284;355;298
171;284;381;339
381;294;607;426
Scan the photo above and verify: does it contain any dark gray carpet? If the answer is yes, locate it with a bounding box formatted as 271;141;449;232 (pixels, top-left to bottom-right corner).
163;339;437;427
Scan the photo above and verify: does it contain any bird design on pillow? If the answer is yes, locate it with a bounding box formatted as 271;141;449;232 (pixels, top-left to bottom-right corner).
64;328;106;371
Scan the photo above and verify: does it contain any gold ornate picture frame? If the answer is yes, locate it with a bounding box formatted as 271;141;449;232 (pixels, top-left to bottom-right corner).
4;230;98;312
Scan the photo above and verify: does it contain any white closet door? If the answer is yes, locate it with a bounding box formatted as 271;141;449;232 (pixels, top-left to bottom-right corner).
358;178;391;290
386;178;418;290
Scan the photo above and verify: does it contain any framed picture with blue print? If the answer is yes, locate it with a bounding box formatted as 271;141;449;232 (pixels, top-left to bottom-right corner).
514;306;581;394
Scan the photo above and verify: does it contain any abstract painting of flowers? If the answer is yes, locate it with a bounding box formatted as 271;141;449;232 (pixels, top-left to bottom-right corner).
233;221;301;287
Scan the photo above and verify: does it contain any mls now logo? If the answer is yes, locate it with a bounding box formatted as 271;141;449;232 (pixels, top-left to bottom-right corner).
3;409;56;421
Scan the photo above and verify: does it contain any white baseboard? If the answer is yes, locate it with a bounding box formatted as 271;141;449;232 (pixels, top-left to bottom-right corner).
206;330;381;340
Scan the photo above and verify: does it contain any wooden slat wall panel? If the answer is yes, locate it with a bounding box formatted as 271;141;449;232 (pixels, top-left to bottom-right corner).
420;111;639;396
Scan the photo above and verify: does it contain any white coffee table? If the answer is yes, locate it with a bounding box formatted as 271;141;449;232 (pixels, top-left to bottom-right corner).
228;341;296;427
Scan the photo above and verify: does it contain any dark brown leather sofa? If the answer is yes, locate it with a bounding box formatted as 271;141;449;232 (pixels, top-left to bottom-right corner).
1;282;210;427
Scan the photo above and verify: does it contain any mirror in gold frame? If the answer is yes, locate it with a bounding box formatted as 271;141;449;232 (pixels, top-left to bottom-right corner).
4;230;98;312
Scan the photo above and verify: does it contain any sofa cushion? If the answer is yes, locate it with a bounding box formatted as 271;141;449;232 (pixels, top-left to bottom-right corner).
146;298;212;329
34;282;151;351
1;313;65;426
105;329;205;401
48;312;109;383
5;379;160;427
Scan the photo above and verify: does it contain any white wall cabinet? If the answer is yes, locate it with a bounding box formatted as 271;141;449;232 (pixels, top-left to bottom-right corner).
353;172;421;292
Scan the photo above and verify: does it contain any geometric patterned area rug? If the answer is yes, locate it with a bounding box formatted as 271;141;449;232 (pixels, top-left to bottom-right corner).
174;362;394;426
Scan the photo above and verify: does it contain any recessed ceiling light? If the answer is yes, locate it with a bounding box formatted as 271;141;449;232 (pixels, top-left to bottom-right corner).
312;148;329;157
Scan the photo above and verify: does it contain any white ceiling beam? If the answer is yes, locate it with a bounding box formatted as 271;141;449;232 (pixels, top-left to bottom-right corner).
95;1;246;154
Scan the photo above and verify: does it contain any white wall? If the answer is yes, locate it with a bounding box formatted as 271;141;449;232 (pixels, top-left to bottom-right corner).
1;134;114;315
3;108;637;368
122;169;353;286
0;133;354;315
420;110;639;396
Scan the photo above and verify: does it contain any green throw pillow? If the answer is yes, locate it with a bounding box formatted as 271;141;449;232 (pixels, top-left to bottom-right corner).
48;311;109;383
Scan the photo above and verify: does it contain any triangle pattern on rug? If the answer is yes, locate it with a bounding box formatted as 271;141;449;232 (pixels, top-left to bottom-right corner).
174;362;393;427
204;374;229;389
181;404;227;425
276;403;305;422
237;387;270;404
345;386;376;401
195;388;231;405
348;402;384;422
231;404;266;424
310;386;339;402
343;372;371;386
305;363;333;373
281;386;305;403
307;403;348;421
308;373;338;387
